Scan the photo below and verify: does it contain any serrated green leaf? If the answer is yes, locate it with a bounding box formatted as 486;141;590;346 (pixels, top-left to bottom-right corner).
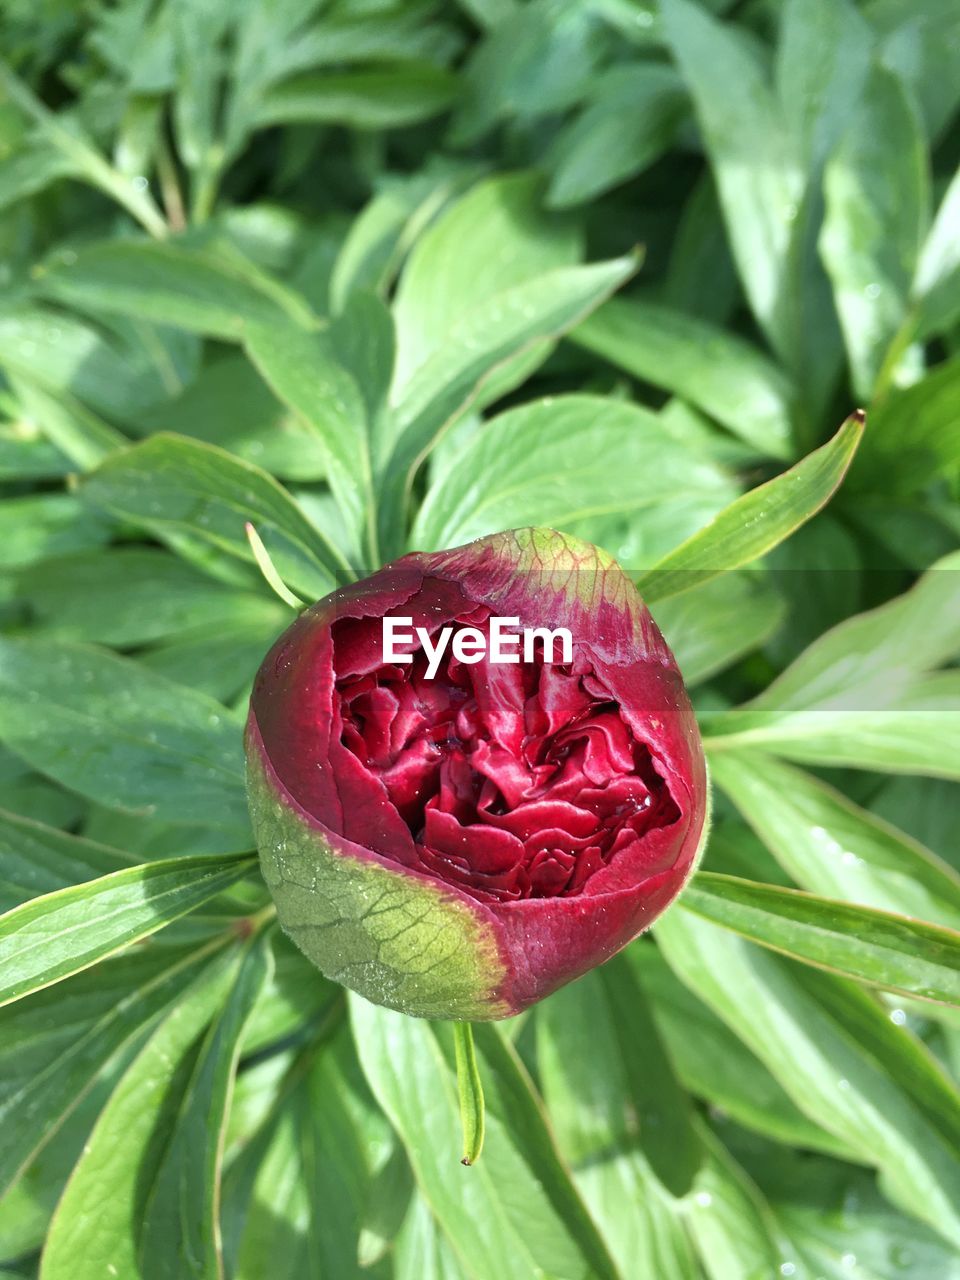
79;433;344;595
638;412;864;603
0;637;249;830
573;297;796;459
0;852;255;1007
684;872;960;1006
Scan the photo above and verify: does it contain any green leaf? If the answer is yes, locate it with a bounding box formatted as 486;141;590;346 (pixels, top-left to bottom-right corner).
546;65;688;208
635;945;856;1159
37;239;316;339
393;1193;467;1280
775;0;874;175
0;852;255;1007
378;255;638;553
0;493;109;570
0;60;167;237
350;996;606;1280
11;548;289;648
40;946;242;1280
253;65;458;130
411;393;736;553
820;64;930;398
139;933;271;1280
685;1126;794;1280
703;550;960;772
709;751;960;928
684;871;960;1006
244;322;372;543
914;162;960;338
230;1025;387;1280
0;941;224;1199
0;637;249;830
650;573;786;686
536;968;701;1278
0;806;133;913
470;1023;622;1280
851;352;960;493
135;352;330;481
0;305;190;423
0;141;79;213
655;908;960;1248
390;171;581;393
572;297;796;459
597;955;703;1196
661;0;803;356
80;433;343;595
637;411;864;603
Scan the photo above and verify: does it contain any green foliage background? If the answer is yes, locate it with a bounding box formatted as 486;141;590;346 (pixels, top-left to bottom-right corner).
0;0;959;1276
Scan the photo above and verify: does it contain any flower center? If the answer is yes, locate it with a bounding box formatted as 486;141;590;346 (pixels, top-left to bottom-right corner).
333;613;679;902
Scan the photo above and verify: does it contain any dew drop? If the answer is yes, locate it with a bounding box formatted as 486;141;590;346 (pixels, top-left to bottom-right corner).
890;1008;907;1026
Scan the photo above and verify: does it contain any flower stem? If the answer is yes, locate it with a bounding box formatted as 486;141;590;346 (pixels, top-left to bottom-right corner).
452;1022;485;1166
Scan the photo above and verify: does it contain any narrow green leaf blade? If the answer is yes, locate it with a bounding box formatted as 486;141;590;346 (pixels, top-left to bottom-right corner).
40;948;241;1280
638;412;864;603
709;750;960;927
820;64;930;397
655;909;960;1248
0;807;133;913
0;853;256;1007
139;934;272;1280
684;871;960;1006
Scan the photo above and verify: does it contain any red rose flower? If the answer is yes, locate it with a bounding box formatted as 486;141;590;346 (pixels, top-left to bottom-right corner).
246;528;708;1019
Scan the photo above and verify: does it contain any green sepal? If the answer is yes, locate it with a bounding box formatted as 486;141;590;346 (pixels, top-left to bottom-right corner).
246;741;512;1020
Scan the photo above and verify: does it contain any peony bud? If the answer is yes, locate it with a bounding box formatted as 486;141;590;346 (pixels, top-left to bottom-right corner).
246;529;708;1019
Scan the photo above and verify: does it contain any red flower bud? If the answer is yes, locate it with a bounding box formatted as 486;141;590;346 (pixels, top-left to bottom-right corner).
246;529;708;1018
